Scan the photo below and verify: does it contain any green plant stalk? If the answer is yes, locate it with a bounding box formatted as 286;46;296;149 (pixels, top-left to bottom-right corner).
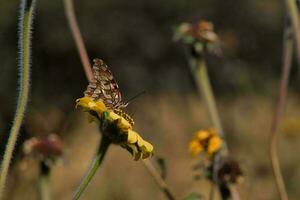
191;58;240;200
193;58;223;136
284;0;300;67
39;173;50;200
39;162;51;200
142;159;176;200
72;136;110;200
269;24;293;200
0;0;36;198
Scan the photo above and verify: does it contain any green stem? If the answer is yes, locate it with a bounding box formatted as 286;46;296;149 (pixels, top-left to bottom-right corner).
142;159;176;200
190;57;239;199
193;58;223;136
0;0;35;198
72;136;111;200
39;162;51;200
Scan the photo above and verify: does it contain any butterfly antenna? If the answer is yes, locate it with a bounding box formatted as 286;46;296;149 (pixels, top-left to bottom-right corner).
125;90;146;106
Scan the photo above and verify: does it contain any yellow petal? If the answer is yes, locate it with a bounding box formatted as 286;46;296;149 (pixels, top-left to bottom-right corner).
127;130;138;144
76;97;107;114
208;136;222;155
189;140;203;157
196;131;210;140
109;112;132;131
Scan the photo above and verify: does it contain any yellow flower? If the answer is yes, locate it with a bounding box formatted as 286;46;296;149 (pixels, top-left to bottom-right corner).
76;96;153;160
189;128;222;157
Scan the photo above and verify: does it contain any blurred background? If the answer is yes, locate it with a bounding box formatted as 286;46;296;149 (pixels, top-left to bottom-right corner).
1;0;300;199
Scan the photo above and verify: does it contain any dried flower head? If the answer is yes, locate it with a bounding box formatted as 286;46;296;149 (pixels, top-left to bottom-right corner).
189;128;222;157
23;134;63;163
175;20;222;56
76;59;153;160
217;157;243;184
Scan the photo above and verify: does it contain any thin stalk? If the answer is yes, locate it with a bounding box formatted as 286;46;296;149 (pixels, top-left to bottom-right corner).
39;162;51;200
208;182;215;200
63;2;175;199
39;174;50;200
0;0;36;198
142;159;176;200
284;0;300;67
193;59;223;136
63;0;93;82
269;23;293;200
189;57;240;199
72;136;110;200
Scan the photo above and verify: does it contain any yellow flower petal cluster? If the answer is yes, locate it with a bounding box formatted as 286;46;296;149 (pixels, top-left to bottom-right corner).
76;96;153;160
189;128;222;157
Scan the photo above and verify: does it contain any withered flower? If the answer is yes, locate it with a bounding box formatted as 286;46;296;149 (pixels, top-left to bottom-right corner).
217;157;243;184
175;20;222;56
23;134;63;164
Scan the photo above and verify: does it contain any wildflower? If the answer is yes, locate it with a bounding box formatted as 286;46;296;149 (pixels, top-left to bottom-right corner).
217;157;243;185
174;20;222;56
23;134;63;164
189;128;222;157
75;59;153;160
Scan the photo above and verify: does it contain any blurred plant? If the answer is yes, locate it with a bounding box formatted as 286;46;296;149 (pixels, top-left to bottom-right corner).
284;0;300;67
268;9;295;199
0;0;36;199
63;0;92;82
73;59;153;199
189;129;222;157
175;20;241;200
216;157;243;199
280;117;300;137
23;134;64;200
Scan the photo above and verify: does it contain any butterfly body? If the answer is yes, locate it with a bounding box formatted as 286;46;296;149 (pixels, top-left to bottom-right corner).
84;58;134;126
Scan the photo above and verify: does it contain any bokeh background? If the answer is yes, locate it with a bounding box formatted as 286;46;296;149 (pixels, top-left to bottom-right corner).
1;0;300;199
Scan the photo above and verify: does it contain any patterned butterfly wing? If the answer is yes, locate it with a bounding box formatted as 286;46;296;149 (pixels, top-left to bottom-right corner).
84;58;126;109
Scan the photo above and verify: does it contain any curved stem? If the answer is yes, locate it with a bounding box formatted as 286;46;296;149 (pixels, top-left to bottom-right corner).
142;159;176;200
269;22;293;200
72;137;110;200
0;0;35;198
63;0;93;82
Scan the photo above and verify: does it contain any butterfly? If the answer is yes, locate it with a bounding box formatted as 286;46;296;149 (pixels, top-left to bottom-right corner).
84;58;134;126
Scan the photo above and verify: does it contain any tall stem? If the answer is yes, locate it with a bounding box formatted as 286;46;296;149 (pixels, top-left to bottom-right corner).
63;0;93;82
72;137;110;200
269;22;293;200
284;0;300;67
189;57;239;199
0;0;36;198
39;162;51;200
192;58;223;136
142;160;176;200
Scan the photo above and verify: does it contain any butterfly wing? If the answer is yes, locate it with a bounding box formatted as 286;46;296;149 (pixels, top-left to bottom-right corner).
84;58;125;108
